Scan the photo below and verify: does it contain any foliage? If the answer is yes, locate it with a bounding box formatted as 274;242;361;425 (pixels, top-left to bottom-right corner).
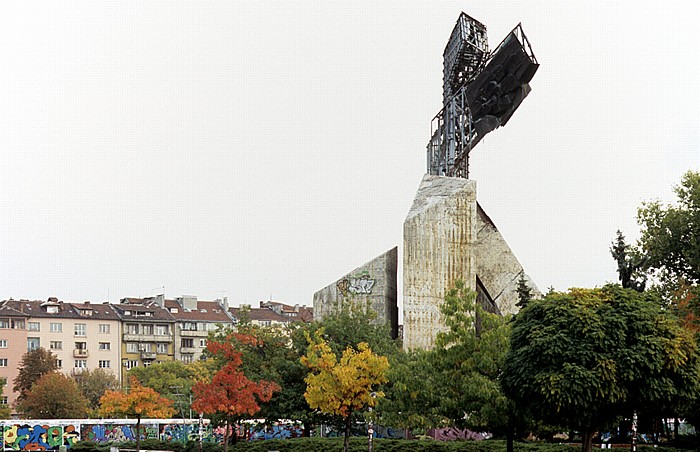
192;336;279;451
502;285;700;452
128;359;215;418
433;281;512;433
71;368;119;415
98;377;175;451
301;330;389;452
14;371;88;418
610;229;647;291
516;273;534;308
0;379;11;419
638;170;700;287
12;347;58;403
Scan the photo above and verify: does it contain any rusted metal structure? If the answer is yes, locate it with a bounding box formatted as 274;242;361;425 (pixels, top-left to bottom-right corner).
427;13;539;178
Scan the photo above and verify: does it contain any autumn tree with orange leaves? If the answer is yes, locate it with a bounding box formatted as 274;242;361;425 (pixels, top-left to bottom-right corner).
98;377;175;452
301;330;389;452
192;334;278;452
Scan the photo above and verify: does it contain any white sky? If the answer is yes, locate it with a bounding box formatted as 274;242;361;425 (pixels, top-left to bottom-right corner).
1;2;698;309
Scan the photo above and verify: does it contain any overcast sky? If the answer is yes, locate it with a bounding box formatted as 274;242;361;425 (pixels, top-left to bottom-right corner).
1;1;698;310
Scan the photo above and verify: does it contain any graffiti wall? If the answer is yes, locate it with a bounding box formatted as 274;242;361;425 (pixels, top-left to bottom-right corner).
248;421;303;441
0;419;211;451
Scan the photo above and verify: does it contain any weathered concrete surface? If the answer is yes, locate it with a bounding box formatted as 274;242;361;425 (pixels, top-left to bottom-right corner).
403;175;478;350
475;204;541;315
313;247;398;338
402;175;540;350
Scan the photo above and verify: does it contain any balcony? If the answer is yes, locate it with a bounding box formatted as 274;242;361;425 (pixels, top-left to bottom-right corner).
179;329;207;337
140;351;157;360
180;347;198;354
73;349;89;358
123;333;173;343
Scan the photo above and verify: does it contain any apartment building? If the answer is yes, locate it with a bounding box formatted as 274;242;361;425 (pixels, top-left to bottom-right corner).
2;299;122;381
0;304;29;409
230;305;291;328
258;300;313;323
111;298;176;384
158;296;236;362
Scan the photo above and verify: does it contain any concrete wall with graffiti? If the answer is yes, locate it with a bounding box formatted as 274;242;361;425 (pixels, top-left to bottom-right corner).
1;419;213;451
313;247;398;338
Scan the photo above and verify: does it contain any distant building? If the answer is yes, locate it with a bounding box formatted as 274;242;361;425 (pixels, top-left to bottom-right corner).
111;297;176;384
229;306;291;328
258;301;313;323
159;295;235;362
0;303;29;410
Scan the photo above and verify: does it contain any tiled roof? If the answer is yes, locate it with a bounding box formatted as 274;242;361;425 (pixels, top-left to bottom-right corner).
0;303;29;318
230;307;290;324
258;300;314;323
111;301;176;322
164;299;234;323
2;299;119;320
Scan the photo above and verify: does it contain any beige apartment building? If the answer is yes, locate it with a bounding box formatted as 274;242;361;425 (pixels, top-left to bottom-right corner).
0;304;29;410
2;299;122;381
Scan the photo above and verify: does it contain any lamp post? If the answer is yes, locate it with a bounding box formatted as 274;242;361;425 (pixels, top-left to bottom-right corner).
368;392;377;452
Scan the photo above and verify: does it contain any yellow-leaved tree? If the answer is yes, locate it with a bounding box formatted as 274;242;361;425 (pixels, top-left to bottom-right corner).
98;377;175;452
301;330;389;452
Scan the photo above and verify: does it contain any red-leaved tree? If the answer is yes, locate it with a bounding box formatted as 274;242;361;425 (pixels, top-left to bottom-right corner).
192;337;278;452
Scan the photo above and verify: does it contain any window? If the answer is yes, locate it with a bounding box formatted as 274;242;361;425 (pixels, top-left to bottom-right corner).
0;397;7;405
181;338;194;348
142;324;154;335
99;360;111;368
125;360;138;370
74;360;87;369
11;319;24;329
141;343;153;352
0;359;7;367
98;342;110;351
50;322;62;333
50;341;63;350
0;319;8;329
99;324;110;334
74;323;86;336
182;322;197;331
199;339;207;348
156;343;168;354
126;343;139;353
126;324;138;334
75;342;87;350
155;324;169;335
27;338;40;351
28;322;40;331
0;340;7;348
181;355;193;364
56;359;62;369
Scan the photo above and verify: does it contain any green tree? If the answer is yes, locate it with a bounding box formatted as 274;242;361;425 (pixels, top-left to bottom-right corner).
638;170;700;286
610;229;646;291
128;360;200;418
72;368;120;415
502;285;700;452
13;347;57;404
516;273;534;308
16;372;89;419
301;331;389;452
0;379;11;419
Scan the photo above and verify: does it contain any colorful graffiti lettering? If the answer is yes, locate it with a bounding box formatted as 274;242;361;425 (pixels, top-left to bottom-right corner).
249;422;302;441
160;423;214;443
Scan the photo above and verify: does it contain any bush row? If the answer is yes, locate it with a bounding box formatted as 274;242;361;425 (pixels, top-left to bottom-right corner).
68;437;696;452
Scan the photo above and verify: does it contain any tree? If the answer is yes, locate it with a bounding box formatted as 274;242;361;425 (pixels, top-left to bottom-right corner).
13;347;57;403
99;377;175;452
16;372;88;419
610;229;646;291
516;273;534;308
638;170;700;286
502;285;700;452
301;331;389;452
192;337;278;452
0;379;11;419
71;368;120;415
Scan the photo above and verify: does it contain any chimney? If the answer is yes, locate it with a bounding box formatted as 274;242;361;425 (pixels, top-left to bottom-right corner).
154;294;165;307
217;297;229;310
178;295;197;310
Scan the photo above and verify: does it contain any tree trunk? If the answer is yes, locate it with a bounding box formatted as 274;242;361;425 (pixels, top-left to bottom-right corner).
343;414;352;452
581;429;594;452
223;418;229;452
303;423;310;437
136;416;141;452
